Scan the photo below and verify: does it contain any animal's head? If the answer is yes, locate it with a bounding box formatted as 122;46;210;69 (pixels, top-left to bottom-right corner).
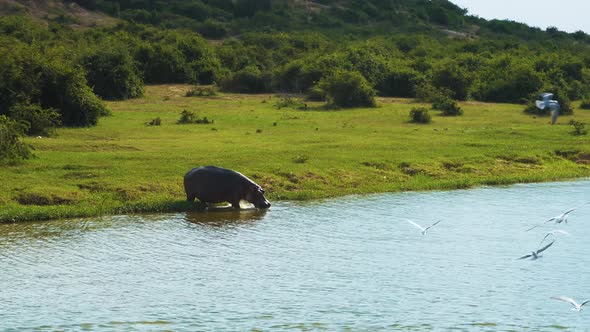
245;185;271;209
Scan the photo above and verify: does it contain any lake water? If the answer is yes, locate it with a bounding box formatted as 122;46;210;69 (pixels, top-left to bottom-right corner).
1;180;590;331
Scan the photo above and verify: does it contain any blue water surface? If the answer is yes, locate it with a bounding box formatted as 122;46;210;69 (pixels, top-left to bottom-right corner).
1;180;590;331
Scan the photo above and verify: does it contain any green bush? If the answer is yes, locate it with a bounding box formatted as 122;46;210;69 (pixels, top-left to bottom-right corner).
0;44;109;127
9;103;61;136
219;66;272;93
414;83;453;103
378;65;422;97
81;45;144;100
409;107;431;123
318;70;376;108
433;96;463;116
135;43;191;84
198;19;229;39
177;110;214;124
569;120;588;135
472;59;544;103
0;115;33;162
431;61;472;100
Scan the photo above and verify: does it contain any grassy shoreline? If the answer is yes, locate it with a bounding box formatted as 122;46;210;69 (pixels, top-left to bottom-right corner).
2;85;590;223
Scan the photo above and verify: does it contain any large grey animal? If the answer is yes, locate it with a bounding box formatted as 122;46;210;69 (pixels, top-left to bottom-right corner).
184;166;271;209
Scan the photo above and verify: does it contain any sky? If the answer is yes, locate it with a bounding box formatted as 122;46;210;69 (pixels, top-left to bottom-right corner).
450;0;590;34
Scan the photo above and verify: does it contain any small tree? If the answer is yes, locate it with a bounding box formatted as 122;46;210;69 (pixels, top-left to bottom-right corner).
318;70;376;108
0;115;33;162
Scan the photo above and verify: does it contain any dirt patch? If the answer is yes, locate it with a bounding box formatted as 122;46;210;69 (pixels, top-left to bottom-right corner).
575;153;590;164
361;161;391;171
399;162;420;176
554;149;580;160
115;184;161;200
15;191;80;206
0;0;118;28
496;154;542;165
77;181;108;192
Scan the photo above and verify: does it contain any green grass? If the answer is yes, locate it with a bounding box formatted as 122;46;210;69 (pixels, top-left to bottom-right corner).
2;85;590;222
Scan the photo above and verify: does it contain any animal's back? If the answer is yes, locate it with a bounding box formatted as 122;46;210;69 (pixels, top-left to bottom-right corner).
184;166;244;203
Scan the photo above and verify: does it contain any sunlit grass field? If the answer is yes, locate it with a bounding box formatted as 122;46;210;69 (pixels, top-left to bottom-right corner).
2;85;590;222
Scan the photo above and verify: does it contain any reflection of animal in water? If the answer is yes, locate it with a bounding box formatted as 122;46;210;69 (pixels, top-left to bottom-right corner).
184;166;271;210
404;219;443;235
535;93;560;124
537;229;569;247
551;296;590;312
518;240;555;260
185;208;268;227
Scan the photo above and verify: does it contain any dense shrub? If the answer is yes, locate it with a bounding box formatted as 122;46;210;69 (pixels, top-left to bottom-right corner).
9;103;61;136
344;46;389;87
0;115;33;162
135;43;191;84
318;70;376;108
472;59;544;103
41;61;110;126
433;96;463;116
414;83;453;103
198;19;229;39
177;110;214;124
378;65;422;97
176;34;221;84
219;66;272;93
409;107;431;123
0;44;109;127
81;45;144;100
431;61;472;100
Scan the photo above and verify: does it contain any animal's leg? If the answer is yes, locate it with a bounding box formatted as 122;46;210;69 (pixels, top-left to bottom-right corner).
230;200;241;210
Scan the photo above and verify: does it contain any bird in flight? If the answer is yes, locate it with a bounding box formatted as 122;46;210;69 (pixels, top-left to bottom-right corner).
551;296;590;311
518;240;555;260
526;204;588;232
404;219;443;235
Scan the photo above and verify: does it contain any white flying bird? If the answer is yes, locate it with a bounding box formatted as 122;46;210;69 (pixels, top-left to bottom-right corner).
404;219;442;235
551;296;590;311
518;240;555;260
526;204;589;232
535;92;561;124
